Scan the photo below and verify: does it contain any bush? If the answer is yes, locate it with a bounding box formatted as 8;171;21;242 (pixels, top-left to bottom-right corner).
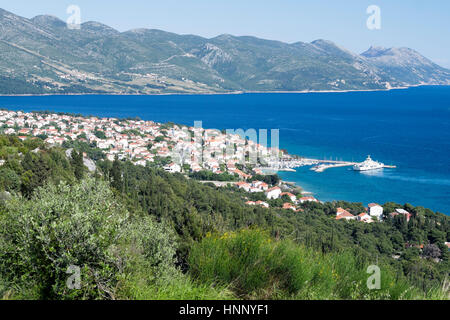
0;178;130;299
0;177;232;300
0;168;20;192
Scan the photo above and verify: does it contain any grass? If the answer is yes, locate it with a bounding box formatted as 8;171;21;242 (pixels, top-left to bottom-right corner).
188;228;448;300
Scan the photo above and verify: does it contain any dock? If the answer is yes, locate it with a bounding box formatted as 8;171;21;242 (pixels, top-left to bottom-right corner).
311;162;357;172
258;157;396;173
306;159;397;173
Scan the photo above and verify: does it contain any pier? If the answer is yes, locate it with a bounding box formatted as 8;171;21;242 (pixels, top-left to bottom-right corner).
259;157;396;173
307;159;397;173
310;162;357;172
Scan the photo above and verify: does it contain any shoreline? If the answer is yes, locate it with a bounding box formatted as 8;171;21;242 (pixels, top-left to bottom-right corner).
0;91;448;215
0;84;443;97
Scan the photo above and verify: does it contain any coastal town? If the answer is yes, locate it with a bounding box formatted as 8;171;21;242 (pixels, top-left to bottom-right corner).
0;109;410;223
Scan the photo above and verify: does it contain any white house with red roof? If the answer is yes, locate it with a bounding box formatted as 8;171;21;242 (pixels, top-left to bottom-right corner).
236;181;251;192
281;192;297;203
390;209;412;222
336;208;357;221
368;203;384;220
357;212;373;223
265;186;282;199
283;203;296;211
255;201;269;208
299;196;318;204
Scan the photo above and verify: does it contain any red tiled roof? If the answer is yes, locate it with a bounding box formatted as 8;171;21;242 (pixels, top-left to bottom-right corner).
281;192;295;197
283;203;295;210
358;213;368;217
336;208;354;219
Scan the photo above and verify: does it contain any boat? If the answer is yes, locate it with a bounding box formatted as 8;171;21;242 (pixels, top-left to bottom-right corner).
353;155;384;171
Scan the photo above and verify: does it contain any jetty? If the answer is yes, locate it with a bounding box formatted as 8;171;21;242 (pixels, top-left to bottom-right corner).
308;159;397;173
311;162;357;172
258;157;396;174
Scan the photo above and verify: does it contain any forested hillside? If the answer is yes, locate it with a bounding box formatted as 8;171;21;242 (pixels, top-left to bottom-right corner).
0;136;448;300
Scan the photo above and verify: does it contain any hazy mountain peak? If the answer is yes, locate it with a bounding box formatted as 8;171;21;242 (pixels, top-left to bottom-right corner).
0;7;14;16
362;46;434;65
311;39;336;46
31;14;66;28
81;21;119;35
127;28;148;34
1;7;449;94
214;34;235;41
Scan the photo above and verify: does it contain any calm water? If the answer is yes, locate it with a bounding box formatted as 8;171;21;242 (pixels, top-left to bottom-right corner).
1;86;449;214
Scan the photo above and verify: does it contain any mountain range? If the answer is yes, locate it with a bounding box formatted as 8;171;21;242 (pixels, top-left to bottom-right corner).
1;8;449;95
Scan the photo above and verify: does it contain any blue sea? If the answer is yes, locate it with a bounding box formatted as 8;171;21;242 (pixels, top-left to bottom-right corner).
1;86;449;214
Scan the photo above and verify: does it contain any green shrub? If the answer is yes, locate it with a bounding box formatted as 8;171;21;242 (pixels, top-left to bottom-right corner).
0;178;129;299
0;177;233;300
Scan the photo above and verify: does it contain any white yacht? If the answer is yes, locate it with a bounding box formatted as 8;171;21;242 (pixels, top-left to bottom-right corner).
353;155;384;171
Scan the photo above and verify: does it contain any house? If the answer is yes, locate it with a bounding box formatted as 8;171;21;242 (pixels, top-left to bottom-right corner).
255;201;269;208
230;168;252;180
252;181;269;191
299;196;318;204
390;209;412;222
236;182;251;192
445;242;450;251
281;192;297;203
265;186;282;199
368;203;383;220
357;212;373;223
163;163;181;173
282;203;296;211
246;200;269;208
336;208;357;221
253;168;263;175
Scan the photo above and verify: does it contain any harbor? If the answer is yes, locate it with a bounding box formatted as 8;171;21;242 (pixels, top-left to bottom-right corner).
261;156;396;174
310;161;397;173
309;156;397;173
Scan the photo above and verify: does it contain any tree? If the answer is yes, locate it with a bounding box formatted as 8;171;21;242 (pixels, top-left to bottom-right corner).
0;178;128;299
0;178;181;300
70;149;85;180
94;130;107;139
111;156;123;191
422;244;441;260
0;168;20;192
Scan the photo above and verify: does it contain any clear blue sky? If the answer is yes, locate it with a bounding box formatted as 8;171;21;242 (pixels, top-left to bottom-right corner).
1;0;449;67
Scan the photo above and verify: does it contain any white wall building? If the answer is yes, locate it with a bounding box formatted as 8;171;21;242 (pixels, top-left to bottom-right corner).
164;163;181;173
265;187;282;200
368;203;384;220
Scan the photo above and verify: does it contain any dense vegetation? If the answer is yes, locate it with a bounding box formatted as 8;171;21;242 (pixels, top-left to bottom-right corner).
0;136;448;300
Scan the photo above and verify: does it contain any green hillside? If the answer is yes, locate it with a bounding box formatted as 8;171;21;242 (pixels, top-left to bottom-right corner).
0;135;448;300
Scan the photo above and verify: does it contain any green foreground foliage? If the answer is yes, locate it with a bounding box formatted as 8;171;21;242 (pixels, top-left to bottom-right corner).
0;178;229;300
0;136;448;300
189;229;446;299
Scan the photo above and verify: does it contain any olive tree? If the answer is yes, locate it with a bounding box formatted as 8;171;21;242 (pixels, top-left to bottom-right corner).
0;178;178;300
